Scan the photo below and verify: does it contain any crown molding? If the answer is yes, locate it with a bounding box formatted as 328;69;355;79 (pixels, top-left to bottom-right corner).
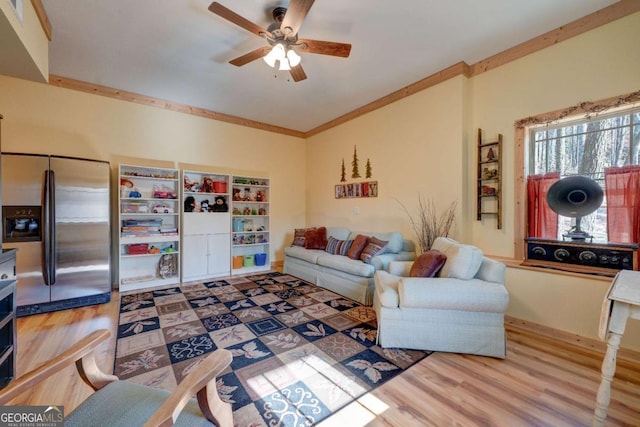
48;75;306;138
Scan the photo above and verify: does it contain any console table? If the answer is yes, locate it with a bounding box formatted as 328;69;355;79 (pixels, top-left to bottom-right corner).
593;270;640;426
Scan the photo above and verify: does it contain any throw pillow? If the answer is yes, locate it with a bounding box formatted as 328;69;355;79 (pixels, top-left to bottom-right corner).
347;234;370;260
409;250;447;277
360;236;389;264
325;236;353;256
431;237;483;279
292;227;314;247
304;226;328;249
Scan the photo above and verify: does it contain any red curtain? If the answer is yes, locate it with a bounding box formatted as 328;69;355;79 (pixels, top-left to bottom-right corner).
604;165;640;244
527;172;560;238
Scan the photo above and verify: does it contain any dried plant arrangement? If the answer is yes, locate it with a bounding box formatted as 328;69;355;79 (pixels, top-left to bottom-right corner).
398;196;458;254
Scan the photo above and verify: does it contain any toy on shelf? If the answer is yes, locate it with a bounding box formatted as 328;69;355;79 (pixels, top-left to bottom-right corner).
211;196;228;212
153;185;177;199
152;204;174;214
184;196;195;212
202;177;215;193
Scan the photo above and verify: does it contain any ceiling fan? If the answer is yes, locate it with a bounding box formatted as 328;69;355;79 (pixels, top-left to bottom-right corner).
208;1;351;82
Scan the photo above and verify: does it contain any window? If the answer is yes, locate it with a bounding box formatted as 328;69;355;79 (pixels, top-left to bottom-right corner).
528;107;640;242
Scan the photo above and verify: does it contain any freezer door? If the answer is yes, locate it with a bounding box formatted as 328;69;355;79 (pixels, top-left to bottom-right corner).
0;154;50;306
50;157;111;302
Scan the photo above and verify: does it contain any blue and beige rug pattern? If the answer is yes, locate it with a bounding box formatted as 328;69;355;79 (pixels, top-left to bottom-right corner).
115;272;430;426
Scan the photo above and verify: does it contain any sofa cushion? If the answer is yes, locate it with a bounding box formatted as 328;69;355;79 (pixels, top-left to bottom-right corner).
325;236;353;256
476;257;506;284
347;234;370;260
409;250;447;277
360;236;388;264
349;231;404;254
292;227;314;246
326;227;351;241
399;277;509;312
431;237;483;280
304;226;327;249
317;253;375;277
284;246;324;264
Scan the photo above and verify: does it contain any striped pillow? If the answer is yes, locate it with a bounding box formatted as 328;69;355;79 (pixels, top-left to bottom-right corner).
360;236;388;264
325;236;353;256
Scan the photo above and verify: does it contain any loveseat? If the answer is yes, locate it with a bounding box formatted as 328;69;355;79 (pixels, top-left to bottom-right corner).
283;227;416;305
373;237;509;358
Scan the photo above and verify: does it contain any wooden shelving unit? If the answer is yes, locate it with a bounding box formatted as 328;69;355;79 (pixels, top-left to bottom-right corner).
477;128;502;229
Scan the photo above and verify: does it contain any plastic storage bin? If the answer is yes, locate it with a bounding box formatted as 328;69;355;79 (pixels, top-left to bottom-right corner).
213;181;227;193
232;255;244;269
255;253;267;266
243;255;255;267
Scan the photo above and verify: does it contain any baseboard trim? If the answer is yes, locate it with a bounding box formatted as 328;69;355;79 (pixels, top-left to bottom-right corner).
505;315;640;363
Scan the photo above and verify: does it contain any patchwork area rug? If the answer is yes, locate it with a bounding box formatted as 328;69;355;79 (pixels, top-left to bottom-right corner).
115;272;431;426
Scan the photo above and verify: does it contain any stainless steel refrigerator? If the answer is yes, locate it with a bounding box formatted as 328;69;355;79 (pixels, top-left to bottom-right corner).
1;153;111;316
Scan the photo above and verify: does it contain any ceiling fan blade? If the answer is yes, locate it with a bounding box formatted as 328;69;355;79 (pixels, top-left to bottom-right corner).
209;2;272;38
289;64;307;82
297;39;351;58
229;46;271;67
280;0;315;37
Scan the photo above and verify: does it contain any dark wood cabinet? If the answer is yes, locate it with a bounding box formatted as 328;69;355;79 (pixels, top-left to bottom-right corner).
0;278;16;389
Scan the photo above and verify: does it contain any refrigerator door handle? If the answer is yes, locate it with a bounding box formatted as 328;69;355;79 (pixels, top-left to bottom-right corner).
43;170;51;286
49;169;56;285
43;169;56;286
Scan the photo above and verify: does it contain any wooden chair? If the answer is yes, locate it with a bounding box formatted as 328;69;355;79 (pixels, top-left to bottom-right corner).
0;329;233;427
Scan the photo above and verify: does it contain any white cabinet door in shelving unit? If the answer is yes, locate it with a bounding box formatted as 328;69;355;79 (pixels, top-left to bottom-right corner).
182;235;209;280
119;164;181;292
182;210;231;282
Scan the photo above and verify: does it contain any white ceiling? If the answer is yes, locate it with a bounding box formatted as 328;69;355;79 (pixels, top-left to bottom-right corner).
41;0;618;133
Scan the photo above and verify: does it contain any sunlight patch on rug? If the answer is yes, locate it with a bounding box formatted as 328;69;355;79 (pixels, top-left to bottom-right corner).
115;272;431;426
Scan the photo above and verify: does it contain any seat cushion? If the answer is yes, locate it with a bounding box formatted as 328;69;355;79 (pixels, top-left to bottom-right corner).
65;381;214;427
317;253;375;277
399;277;509;313
284;246;325;264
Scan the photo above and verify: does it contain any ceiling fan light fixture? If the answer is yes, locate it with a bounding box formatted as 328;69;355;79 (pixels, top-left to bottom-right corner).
264;43;286;68
263;49;278;67
278;58;291;71
286;49;301;67
272;43;286;61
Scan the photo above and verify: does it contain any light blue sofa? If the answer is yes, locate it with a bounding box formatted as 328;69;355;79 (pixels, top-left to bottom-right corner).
283;227;416;305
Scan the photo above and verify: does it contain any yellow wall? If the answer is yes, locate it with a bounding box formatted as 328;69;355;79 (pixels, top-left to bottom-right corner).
0;75;307;278
1;11;639;351
306;76;468;241
306;12;640;351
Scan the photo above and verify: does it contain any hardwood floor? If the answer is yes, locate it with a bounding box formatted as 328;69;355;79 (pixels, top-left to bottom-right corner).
5;293;640;426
